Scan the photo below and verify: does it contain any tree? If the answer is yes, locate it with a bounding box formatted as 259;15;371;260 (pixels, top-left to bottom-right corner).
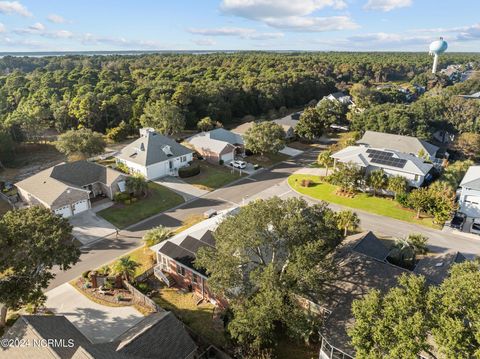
317;150;333;176
111;256;139;282
295;107;327;140
0;207;80;326
349;274;434;358
316;99;347;125
387;175;408;199
126;174;148;197
429;260;480;358
427;181;457;224
453;132;480;159
328;162;364;194
197;116;216;132
406;233;428;255
244;122;285;156
55;128;106;159
106;121;130;142
440;159;473;189
195;197;342;350
367;170;387;197
336;210;360;236
140;99;185;136
143;225;172;247
408;187;433;219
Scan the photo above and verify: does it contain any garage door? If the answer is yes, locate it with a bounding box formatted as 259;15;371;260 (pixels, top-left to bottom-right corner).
72;200;89;215
221;151;234;163
55;205;72;218
462;195;480;217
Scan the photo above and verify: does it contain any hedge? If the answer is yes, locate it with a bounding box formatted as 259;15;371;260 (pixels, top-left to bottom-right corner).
179;164;200;178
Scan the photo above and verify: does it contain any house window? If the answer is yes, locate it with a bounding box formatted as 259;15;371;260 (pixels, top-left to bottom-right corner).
176;265;186;277
192;273;199;284
414;174;419;181
181;156;187;163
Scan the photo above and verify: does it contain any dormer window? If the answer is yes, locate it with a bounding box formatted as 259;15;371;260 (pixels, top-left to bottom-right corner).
162;145;173;157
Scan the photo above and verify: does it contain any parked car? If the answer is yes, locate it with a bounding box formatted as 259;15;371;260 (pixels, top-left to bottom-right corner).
471;218;480;235
230;160;247;169
447;212;466;230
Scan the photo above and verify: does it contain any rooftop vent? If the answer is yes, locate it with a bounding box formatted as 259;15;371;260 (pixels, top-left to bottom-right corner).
435;262;444;267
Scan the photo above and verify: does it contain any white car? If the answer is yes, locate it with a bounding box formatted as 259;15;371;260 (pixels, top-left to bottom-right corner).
230;160;247;169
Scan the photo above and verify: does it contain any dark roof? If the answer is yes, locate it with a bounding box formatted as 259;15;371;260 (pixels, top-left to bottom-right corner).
3;315;91;358
159;231;215;276
3;313;197;359
414;251;467;285
352;231;390;261
115;312;197;359
50;160;124;187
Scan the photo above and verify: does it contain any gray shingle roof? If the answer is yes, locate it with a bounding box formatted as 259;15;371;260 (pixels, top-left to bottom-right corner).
207;128;244;145
358;131;439;157
272;112;302;129
115;312;197;359
51;161;124;187
460;166;480;191
117;131;193;167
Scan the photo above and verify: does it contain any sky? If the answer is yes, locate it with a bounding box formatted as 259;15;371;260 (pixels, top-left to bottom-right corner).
0;0;479;52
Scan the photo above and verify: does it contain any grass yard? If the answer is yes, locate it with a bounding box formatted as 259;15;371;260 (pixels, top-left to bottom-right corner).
124;246;156;278
247;152;289;167
173;214;205;234
274;338;319;359
183;161;242;191
289;174;439;229
98;182;184;228
153;287;227;348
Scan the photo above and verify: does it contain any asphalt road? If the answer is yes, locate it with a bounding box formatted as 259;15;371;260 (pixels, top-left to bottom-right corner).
48;148;480;290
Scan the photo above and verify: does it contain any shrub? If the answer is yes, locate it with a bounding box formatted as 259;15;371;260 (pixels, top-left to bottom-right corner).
106;121;130;142
98;265;110;276
179;163;200;178
136;282;149;294
131;197;138;203
114;192;130;202
124;199;131;205
82;270;91;279
396;192;410;208
115;162;130;174
219;159;224;165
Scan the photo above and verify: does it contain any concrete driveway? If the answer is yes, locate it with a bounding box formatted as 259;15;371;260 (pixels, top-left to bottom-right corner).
155;176;208;200
70;209;117;246
280;146;303;157
46;283;144;343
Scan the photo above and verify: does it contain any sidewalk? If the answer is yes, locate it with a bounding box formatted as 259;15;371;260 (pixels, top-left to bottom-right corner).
154;176;209;201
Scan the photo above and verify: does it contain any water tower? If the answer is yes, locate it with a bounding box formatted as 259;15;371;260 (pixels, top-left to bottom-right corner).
429;37;448;74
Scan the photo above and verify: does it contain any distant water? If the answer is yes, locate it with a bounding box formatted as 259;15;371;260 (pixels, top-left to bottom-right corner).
0;50;248;58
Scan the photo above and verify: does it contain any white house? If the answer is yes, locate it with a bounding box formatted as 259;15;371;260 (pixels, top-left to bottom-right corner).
116;129;193;180
321;91;353;106
458;166;480;217
331;146;433;188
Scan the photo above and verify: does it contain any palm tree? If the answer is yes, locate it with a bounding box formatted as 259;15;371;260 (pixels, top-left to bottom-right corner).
336;210;360;236
387;175;408;199
367;170;387;197
112;256;139;282
143;225;172;247
317;150;333;176
126;174;148;198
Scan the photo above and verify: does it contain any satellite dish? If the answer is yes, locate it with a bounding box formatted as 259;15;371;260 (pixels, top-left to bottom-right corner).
429;37;448;74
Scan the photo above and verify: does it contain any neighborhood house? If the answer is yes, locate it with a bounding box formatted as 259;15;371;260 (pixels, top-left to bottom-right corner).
272;112;302;139
317;231;466;359
15;160;126;218
116;128;193;180
321;91;353;106
186;128;244;164
458;166;480;217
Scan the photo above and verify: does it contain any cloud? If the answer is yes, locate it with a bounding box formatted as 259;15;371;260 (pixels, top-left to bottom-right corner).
192;38;216;46
455;24;480;41
0;1;32;17
364;0;412;12
14;23;74;38
220;0;356;32
220;0;347;19
80;33;164;49
188;27;284;40
263;15;358;32
47;14;67;24
14;22;45;34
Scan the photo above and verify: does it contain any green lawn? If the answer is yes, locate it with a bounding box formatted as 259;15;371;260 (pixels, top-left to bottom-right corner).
247;152;289;167
183;161;243;191
289;174;438;229
97;182;184;228
153;287;227;348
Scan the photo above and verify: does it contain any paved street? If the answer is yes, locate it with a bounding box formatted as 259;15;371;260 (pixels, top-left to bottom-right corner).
48;147;480;290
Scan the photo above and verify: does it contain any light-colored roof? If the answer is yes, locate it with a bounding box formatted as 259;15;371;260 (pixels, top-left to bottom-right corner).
231;121;255;135
332;145;433;176
15;167;90;209
186;135;235;155
15;161;125;209
357;130;439;157
459;91;480;99
207;128;244;145
272;112;302;129
116;131;193;167
460;166;480;190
